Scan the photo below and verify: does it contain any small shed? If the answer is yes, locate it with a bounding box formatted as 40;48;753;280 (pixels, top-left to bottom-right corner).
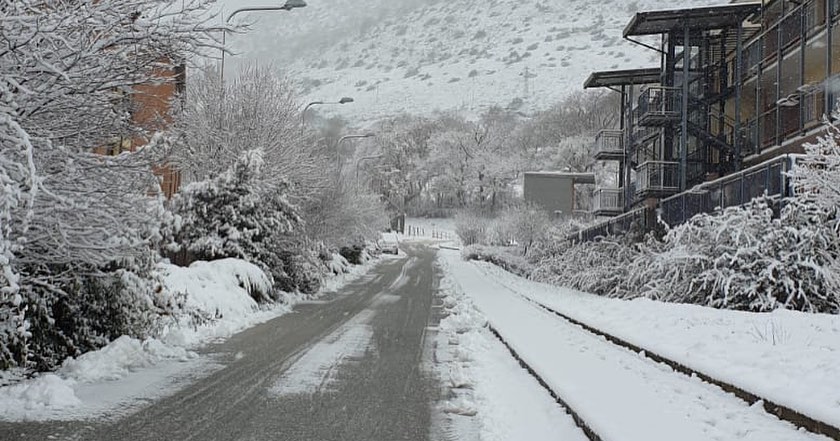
524;172;596;217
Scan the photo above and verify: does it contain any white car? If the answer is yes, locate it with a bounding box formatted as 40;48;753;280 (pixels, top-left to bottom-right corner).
379;233;400;255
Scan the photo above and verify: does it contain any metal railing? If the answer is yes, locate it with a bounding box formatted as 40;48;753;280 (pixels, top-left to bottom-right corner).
593;129;624;158
636;161;680;195
635;86;682;125
660;154;796;226
570;206;653;243
592;188;624;214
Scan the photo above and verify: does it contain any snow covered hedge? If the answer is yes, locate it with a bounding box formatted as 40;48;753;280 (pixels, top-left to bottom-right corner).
530;125;840;313
168;149;325;298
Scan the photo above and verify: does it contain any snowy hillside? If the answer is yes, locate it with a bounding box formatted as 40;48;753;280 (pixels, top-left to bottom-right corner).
226;0;723;124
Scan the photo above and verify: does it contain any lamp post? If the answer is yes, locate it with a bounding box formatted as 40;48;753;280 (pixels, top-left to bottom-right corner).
301;97;354;131
220;0;307;83
335;133;375;178
355;154;384;180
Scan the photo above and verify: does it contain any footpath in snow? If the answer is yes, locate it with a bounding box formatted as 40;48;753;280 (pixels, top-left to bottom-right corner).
466;255;840;431
439;250;831;441
434;257;587;441
0;253;384;421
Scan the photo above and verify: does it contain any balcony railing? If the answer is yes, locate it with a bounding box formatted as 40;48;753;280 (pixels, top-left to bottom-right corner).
632;125;658;147
592;188;624;216
593;129;624;161
635;86;682;127
636;161;679;197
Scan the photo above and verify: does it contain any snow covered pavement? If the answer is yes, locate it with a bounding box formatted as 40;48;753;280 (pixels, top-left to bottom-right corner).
439;250;832;441
468;256;840;433
434;260;588;441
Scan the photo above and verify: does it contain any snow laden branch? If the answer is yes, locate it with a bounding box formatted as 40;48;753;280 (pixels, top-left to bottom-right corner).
0;0;223;370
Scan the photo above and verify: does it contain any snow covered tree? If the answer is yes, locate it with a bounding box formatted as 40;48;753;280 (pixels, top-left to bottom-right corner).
170;66;330;204
168;147;343;297
0;0;220;369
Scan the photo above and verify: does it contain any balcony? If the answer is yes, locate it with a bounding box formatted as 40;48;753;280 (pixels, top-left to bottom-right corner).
635;86;681;127
593;130;624;161
636;161;679;198
592;188;624;217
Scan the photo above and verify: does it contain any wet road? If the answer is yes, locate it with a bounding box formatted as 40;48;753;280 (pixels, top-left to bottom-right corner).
0;243;441;441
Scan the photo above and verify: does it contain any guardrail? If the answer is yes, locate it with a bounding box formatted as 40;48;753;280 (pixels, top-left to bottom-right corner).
660;154;796;227
570;206;652;243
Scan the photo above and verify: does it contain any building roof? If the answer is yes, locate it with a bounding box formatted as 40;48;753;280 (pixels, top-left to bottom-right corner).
583;68;662;89
623;3;761;37
524;172;596;185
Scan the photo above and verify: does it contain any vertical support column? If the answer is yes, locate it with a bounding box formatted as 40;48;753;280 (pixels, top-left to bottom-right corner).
680;24;690;192
799;6;807;133
734;21;744;171
626;85;635;211
775;18;782;146
618;85;626;210
665;34;677;162
826;0;833;117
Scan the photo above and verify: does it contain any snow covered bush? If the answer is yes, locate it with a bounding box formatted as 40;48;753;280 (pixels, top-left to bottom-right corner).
454;212;489;246
0;0;219;371
532;237;637;296
168;149;314;298
527;123;840;313
462;245;534;278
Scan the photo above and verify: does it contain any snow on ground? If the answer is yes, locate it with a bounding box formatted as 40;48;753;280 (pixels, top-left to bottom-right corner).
271;310;376;395
439;250;831;441
469;259;840;430
434;257;587;441
0;254;383;421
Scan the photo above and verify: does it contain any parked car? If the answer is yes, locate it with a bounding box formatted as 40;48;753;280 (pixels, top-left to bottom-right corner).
379;233;400;255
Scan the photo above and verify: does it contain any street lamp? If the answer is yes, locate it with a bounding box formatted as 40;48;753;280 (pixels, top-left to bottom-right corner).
220;0;307;82
335;133;375;176
301;97;355;129
355;154;384;180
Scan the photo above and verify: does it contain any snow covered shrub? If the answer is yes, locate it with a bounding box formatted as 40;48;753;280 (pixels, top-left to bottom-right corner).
0;0;220;371
19;270;157;372
532;237;637;296
167;149;329;298
170;149;300;263
509;204;551;256
339;245;366;265
462;245;534;278
454;212;489;246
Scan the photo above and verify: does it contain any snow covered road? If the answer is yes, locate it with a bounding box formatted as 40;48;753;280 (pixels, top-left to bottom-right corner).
439;249;832;441
0;246;439;441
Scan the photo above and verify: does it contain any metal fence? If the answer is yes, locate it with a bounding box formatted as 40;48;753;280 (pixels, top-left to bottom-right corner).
571;206;653;243
660;154;795;227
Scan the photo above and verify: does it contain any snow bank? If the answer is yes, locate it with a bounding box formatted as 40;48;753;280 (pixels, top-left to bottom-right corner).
159;258;269;320
0;254;383;421
60;336;198;384
465;255;840;430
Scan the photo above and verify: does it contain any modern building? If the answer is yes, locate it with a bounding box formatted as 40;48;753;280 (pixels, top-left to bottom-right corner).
578;0;839;241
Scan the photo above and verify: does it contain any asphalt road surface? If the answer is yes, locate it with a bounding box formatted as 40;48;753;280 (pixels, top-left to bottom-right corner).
0;243;441;441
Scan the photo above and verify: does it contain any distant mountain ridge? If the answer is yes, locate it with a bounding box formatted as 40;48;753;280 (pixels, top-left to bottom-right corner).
228;0;723;124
